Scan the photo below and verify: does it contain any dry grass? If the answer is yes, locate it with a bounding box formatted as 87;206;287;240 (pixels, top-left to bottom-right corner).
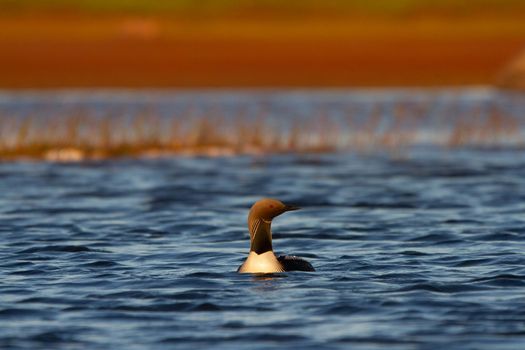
0;94;523;161
0;113;337;161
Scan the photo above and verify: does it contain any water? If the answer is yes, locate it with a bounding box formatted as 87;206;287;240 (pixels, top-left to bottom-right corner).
1;90;525;350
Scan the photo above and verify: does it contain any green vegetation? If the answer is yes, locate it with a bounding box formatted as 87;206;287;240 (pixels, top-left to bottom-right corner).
1;0;525;16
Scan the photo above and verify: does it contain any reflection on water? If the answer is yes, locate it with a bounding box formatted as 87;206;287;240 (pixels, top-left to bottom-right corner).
1;89;525;349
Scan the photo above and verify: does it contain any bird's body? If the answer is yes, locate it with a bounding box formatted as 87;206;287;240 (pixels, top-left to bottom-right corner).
238;198;315;274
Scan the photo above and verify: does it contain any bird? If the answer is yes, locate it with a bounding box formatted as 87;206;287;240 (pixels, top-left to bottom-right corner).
237;198;315;273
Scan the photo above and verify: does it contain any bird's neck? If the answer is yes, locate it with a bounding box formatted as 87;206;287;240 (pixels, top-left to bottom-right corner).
250;219;273;255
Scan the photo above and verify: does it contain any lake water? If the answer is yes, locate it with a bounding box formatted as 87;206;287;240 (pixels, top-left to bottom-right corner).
1;89;525;350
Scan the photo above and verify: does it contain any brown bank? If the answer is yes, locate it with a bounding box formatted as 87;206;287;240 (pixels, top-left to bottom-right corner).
1;14;525;88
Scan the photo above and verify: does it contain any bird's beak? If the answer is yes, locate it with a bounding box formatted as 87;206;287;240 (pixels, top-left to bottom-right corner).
284;204;301;212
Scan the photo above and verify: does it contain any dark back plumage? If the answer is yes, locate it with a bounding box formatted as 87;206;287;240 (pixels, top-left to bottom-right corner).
277;255;315;272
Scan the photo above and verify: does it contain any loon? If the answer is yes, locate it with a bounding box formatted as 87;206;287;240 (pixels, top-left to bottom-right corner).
237;198;315;273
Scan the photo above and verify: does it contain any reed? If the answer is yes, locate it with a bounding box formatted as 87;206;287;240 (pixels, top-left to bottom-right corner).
0;96;523;161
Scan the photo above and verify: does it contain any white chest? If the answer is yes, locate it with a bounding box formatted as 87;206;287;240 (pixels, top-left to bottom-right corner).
238;251;284;273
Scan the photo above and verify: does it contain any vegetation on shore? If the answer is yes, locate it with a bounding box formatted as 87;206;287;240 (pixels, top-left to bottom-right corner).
0;95;521;161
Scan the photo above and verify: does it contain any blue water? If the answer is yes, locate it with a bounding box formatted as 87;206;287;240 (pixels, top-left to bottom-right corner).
1;90;525;350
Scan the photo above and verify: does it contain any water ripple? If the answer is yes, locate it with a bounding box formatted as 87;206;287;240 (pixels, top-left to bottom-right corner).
2;144;525;349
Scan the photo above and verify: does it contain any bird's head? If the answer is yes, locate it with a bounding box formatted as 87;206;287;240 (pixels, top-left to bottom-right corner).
248;198;300;223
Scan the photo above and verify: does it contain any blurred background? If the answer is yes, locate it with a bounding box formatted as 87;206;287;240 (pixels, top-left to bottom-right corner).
3;3;525;350
1;0;525;160
1;0;525;88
